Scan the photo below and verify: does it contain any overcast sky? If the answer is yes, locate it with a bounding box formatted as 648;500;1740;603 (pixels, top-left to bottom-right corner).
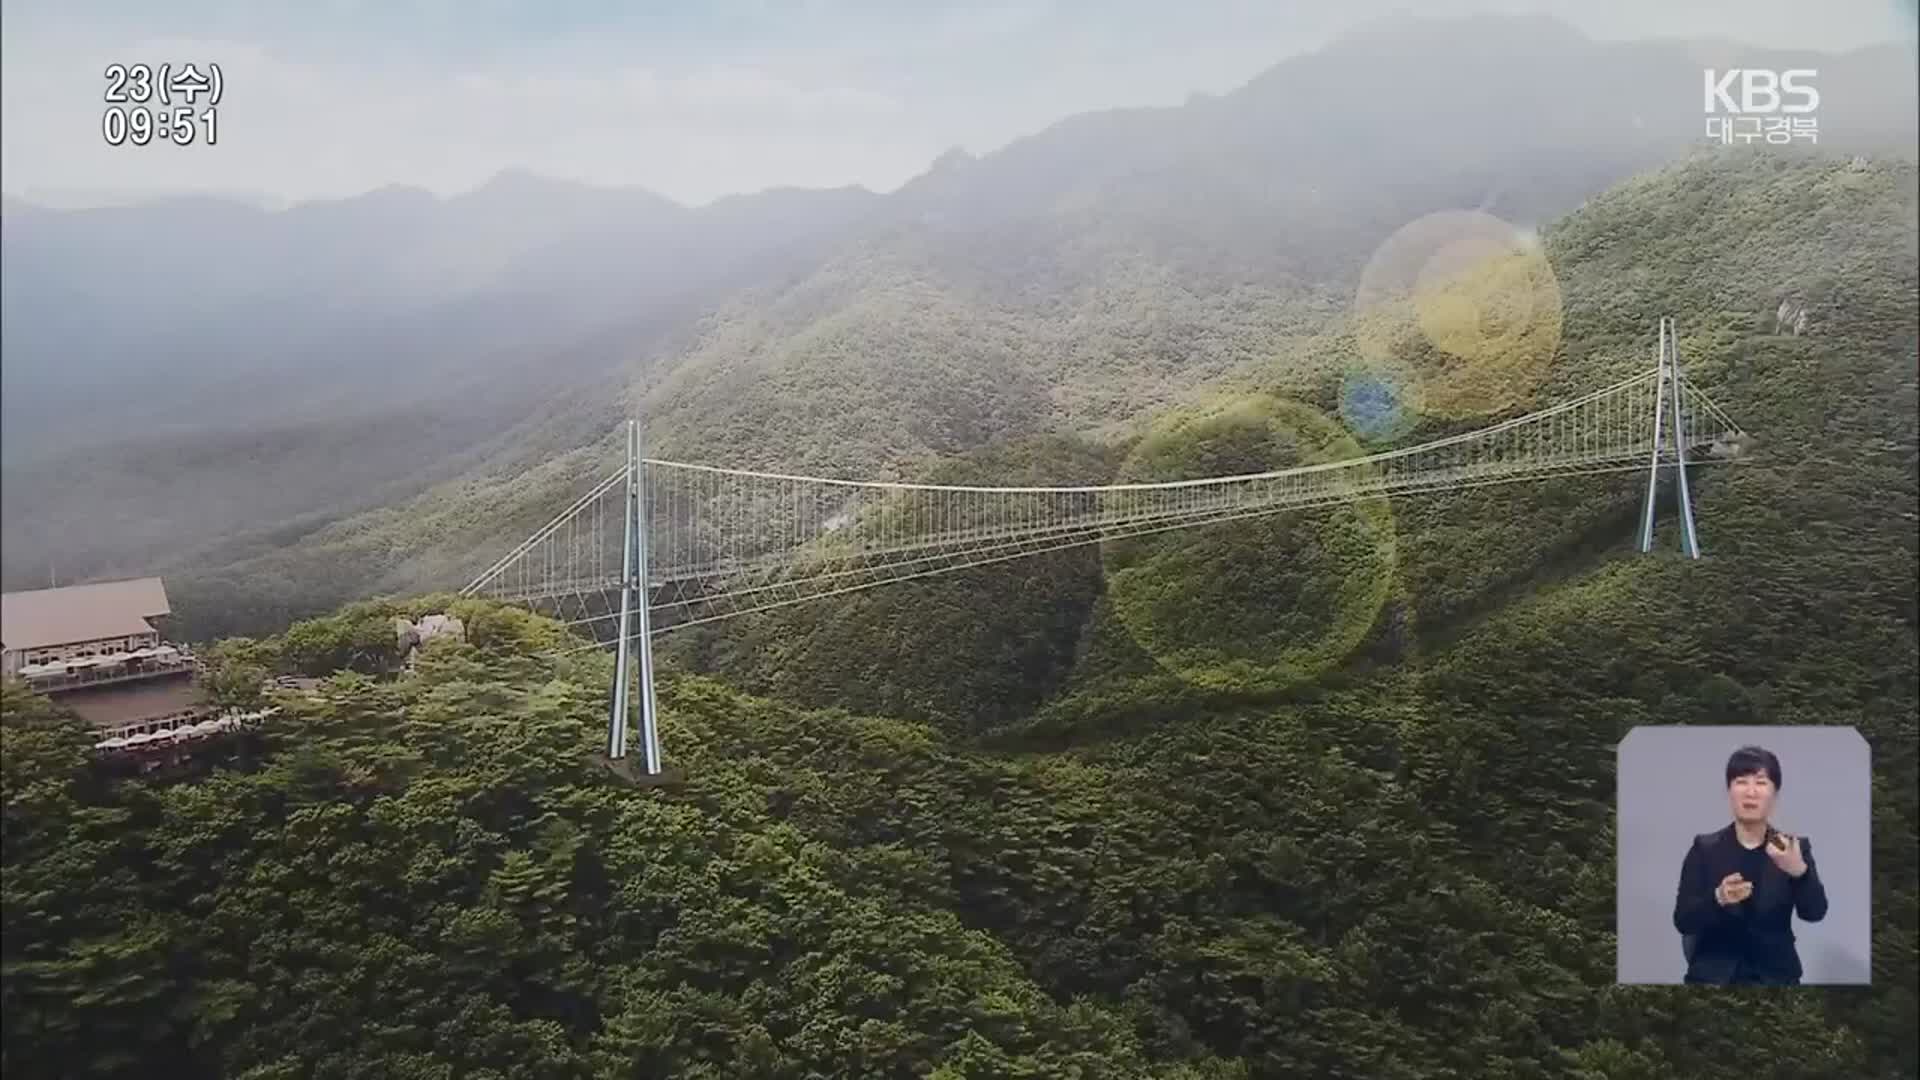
3;0;1914;208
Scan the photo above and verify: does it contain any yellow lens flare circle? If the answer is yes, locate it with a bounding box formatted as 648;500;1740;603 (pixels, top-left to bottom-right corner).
1101;393;1398;696
1351;210;1563;421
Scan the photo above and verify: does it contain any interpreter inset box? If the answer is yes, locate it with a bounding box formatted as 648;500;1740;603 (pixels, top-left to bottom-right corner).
1616;726;1870;985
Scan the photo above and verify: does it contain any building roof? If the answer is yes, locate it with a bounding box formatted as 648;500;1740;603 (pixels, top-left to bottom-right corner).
57;674;207;730
1;577;171;651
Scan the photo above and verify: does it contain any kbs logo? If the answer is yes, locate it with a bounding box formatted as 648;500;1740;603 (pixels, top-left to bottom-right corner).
1703;69;1819;146
1703;69;1819;114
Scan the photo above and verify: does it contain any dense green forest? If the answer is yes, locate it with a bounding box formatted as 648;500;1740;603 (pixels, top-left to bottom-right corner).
4;149;1916;1075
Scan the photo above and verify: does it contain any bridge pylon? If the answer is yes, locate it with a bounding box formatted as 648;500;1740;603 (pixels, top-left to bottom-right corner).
1636;316;1703;558
607;420;666;778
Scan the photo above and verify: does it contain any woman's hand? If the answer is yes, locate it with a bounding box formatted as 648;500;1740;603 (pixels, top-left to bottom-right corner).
1767;833;1808;878
1715;872;1753;906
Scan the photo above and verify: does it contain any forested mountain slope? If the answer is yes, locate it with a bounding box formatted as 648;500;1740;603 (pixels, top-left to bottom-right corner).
6;146;1908;1076
4;375;1914;1077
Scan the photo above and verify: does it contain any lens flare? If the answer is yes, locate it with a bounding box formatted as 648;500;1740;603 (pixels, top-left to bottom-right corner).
1102;393;1398;695
1352;210;1563;421
1338;359;1418;444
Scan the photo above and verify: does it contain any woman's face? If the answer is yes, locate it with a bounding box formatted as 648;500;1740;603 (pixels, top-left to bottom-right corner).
1728;770;1777;824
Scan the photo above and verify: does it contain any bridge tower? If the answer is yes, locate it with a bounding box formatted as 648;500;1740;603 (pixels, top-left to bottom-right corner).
1637;316;1703;558
608;420;665;776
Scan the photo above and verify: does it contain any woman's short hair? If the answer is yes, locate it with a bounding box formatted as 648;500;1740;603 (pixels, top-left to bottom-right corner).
1726;745;1783;789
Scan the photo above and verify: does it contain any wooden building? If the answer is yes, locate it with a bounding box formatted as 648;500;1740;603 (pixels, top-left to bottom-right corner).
2;577;266;755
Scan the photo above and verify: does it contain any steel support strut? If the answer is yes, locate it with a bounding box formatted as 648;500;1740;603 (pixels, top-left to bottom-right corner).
1637;322;1667;553
1638;317;1702;558
634;432;662;774
1666;318;1702;558
608;422;636;758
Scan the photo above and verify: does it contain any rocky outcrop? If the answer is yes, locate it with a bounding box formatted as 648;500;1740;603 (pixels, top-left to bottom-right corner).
1775;298;1809;336
394;614;466;657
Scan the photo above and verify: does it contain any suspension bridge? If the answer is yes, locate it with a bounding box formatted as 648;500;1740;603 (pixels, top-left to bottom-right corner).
460;318;1745;775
